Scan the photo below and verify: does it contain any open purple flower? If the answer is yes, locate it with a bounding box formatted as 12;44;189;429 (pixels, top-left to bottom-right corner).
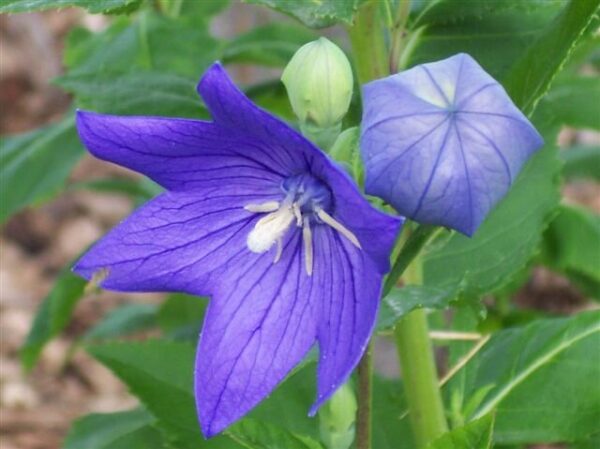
73;63;403;437
361;53;543;236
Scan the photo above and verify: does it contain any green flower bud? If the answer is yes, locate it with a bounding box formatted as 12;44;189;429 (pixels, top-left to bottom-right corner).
318;382;357;449
282;37;353;150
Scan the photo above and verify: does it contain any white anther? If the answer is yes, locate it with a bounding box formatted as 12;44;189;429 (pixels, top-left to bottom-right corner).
273;238;283;263
247;206;295;253
293;203;302;227
316;208;362;249
244;201;280;213
302;216;313;276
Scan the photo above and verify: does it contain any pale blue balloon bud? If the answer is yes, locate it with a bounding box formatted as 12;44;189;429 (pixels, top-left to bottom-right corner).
282;37;353;149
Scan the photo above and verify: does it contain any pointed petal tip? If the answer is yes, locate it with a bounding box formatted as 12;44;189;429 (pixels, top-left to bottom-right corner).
198;408;234;440
197;61;228;95
200;421;218;439
74;110;114;160
308;388;334;417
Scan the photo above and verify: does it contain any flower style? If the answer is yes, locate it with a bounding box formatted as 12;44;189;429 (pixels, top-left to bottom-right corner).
73;63;403;437
361;53;543;236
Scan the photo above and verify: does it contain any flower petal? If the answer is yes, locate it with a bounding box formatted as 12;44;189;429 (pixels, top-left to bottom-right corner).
198;63;403;270
196;63;309;174
311;155;404;273
73;188;279;294
361;53;543;235
194;222;389;435
310;226;383;414
76;111;287;192
195;229;318;437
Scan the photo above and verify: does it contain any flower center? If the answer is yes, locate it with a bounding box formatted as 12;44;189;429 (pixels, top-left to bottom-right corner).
244;173;360;275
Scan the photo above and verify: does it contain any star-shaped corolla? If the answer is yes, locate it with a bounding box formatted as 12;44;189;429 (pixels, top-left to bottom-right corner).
73;63;403;437
361;53;543;236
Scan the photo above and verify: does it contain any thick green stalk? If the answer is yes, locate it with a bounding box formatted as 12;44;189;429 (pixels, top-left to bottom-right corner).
348;1;388;84
394;256;448;447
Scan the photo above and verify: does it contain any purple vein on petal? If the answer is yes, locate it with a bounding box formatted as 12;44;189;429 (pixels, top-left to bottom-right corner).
411;118;454;218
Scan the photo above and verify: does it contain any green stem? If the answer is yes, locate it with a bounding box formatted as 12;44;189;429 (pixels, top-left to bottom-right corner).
389;0;411;73
383;224;439;297
394;256;448;448
347;1;388;84
356;344;373;449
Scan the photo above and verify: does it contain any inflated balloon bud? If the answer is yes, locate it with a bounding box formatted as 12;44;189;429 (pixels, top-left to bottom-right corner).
282;37;353;150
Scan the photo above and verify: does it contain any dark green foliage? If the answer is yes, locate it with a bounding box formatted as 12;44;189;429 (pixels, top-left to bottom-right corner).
244;0;362;28
21;264;87;370
0;0;143;14
0;116;83;223
64;408;165;449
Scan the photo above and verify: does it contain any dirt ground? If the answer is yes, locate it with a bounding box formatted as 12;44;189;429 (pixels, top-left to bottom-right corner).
0;9;597;449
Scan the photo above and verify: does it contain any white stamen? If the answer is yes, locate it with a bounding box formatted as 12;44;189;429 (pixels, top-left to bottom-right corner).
244;201;280;213
293;203;302;227
274;238;283;263
316;208;362;249
247;206;295;253
302;216;313;276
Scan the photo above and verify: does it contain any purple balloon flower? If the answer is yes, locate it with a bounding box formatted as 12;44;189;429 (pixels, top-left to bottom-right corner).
361;53;543;236
73;63;403;437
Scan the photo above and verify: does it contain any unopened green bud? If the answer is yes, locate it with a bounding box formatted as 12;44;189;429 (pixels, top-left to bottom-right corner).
282;37;353;150
318;382;357;449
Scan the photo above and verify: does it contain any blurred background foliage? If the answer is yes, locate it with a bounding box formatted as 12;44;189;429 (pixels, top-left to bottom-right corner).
0;1;598;448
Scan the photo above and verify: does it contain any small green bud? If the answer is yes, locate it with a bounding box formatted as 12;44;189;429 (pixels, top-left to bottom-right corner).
282;37;353;149
318;382;357;449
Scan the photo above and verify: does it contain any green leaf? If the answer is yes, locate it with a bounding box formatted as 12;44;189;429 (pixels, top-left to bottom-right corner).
246;80;296;122
542;204;600;298
413;0;566;27
561;145;600;181
84;303;159;341
446;307;481;429
409;5;563;79
423;109;561;299
21;264;87;370
69;178;159;201
329;127;364;185
426;414;494;449
57;71;207;118
57;13;219;117
227;419;324;449
223;22;316;67
64;15;219;78
178;0;231;23
572;432;600;449
248;364;320;439
0;116;83;223
87;339;243;448
460;311;600;444
0;0;142;14
371;376;414;449
376;285;457;331
544;75;600;129
64;408;164;449
88;338;414;449
244;0;361;28
157;293;207;340
503;0;600;115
